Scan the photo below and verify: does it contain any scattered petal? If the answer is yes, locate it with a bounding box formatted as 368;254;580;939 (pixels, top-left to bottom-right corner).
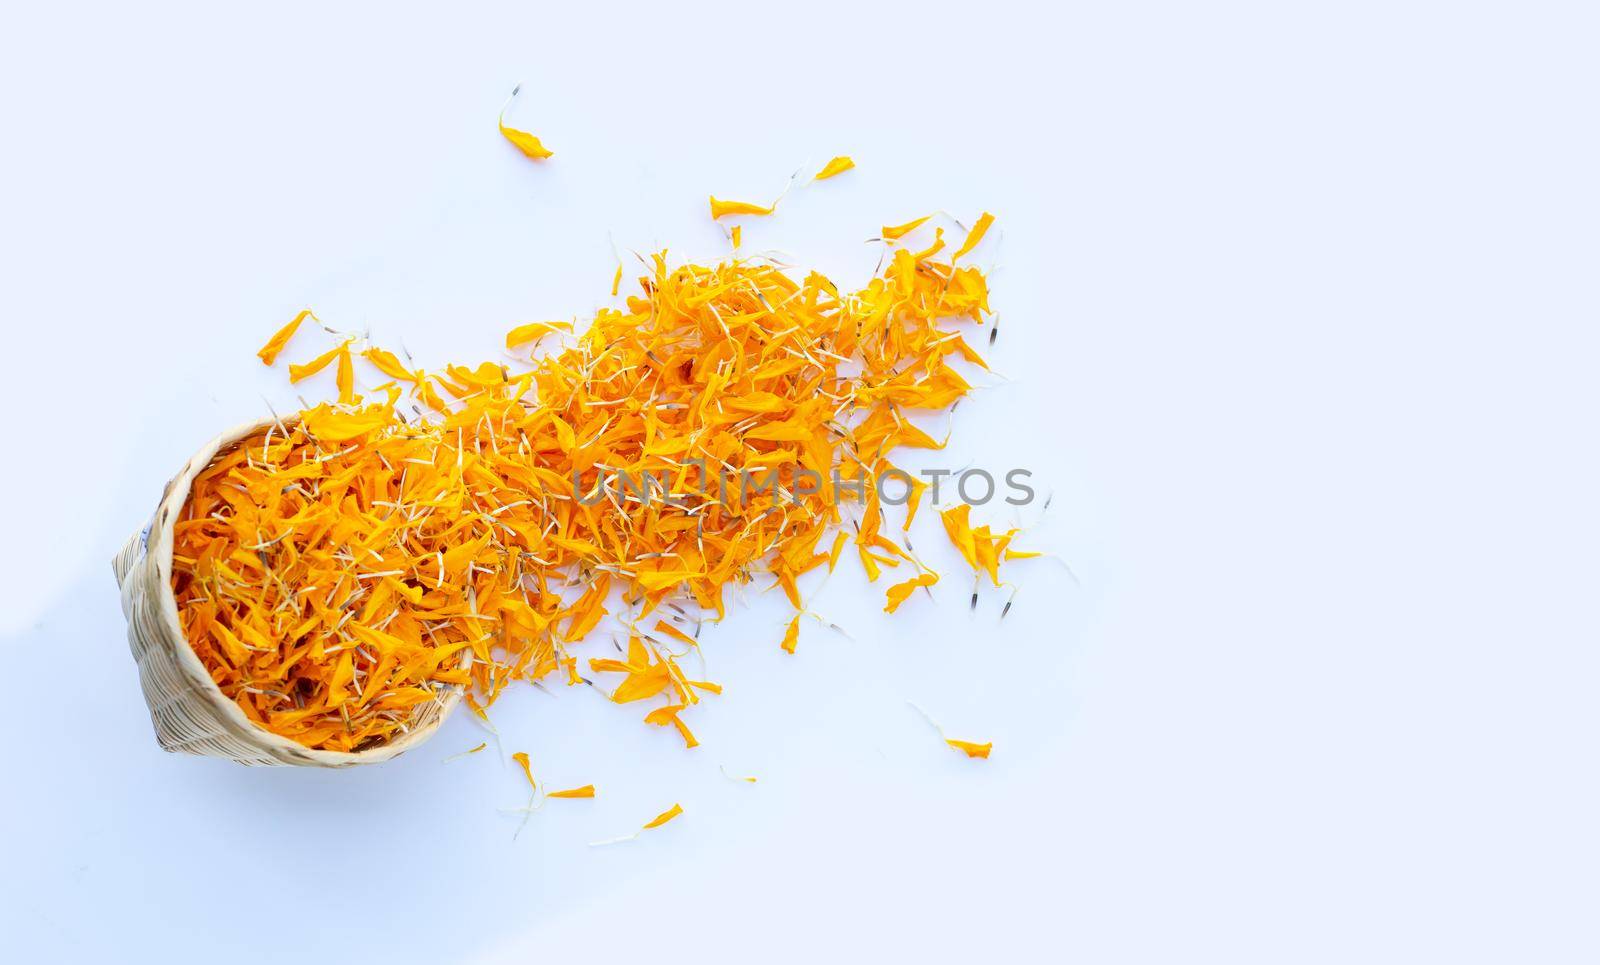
884;572;939;613
547;784;596;798
815;155;855;180
288;341;347;383
499;120;552;160
952;212;995;261
444;742;487;763
335;342;355;404
643;803;683;829
257;310;314;366
506;320;572;348
709;197;774;219
881;215;930;240
946;738;993;759
511;751;536;791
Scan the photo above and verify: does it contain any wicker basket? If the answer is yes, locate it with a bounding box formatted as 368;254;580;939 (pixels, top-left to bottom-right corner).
113;417;465;766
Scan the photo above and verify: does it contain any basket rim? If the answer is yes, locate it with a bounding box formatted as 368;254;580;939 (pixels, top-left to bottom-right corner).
149;415;466;765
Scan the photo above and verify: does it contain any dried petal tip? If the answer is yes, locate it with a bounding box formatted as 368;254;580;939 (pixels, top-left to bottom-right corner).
946;739;992;759
709;197;774;220
444;742;487;763
815;156;855;180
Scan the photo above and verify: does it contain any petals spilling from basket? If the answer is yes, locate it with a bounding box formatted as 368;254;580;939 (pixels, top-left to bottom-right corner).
166;215;1028;756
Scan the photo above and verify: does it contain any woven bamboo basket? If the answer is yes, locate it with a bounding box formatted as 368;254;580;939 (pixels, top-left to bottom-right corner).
112;417;465;766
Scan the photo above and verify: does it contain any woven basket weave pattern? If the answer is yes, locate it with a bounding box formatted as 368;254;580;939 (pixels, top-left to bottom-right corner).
113;419;461;767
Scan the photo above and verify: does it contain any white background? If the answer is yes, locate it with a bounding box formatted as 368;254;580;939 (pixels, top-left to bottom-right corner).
1;2;1596;962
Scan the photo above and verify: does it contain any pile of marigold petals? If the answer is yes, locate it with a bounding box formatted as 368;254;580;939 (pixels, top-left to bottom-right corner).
175;215;1004;752
172;412;482;752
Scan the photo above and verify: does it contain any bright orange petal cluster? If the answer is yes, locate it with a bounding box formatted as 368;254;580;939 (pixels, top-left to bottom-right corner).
183;221;1004;751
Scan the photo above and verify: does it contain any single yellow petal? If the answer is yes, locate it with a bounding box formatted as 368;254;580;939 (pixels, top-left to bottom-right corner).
548;784;595;799
946;738;992;759
287;340;347;383
652;620;699;649
362;346;414;383
643;703;685;726
815;155;855;180
881;215;930;241
827;531;849;572
940;504;979;569
709;197;774;219
511;751;536;791
335;342;354;403
952;212;995;261
642;803;683;829
499;120;552;160
884;572;939;613
506;320;572;349
257;309;314;366
673;716;699;748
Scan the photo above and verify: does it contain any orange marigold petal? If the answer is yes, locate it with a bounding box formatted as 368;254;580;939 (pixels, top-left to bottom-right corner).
815;155;855;180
